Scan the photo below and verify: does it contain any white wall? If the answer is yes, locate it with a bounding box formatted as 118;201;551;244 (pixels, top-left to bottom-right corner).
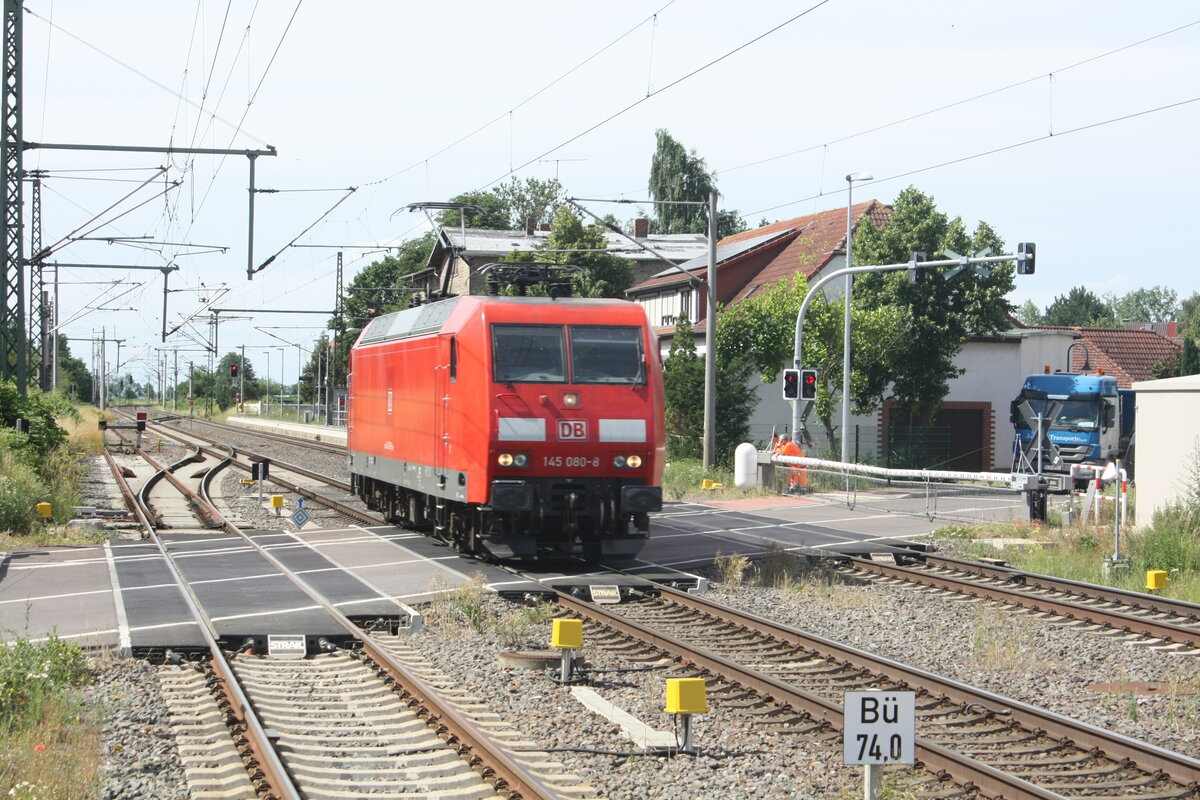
1130;374;1200;525
739;329;1078;470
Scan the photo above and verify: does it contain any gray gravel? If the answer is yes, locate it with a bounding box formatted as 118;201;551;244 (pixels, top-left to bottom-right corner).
85;658;190;800
77;420;1200;798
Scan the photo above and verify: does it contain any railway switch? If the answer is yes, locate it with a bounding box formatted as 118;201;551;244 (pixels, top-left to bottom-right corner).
551;618;583;682
664;678;707;754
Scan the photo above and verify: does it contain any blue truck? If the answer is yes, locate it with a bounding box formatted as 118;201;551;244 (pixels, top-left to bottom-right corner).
1010;371;1134;492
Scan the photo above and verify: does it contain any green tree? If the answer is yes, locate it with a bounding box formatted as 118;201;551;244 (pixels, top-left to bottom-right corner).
1105;286;1178;323
1177;292;1200;340
716;276;906;451
55;336;92;402
1180;337;1200;376
541;206;633;298
662;315;757;465
437;191;512;229
852;186;1015;424
0;380;72;457
1014;299;1043;325
437;177;564;231
1041;287;1119;327
647;129;746;238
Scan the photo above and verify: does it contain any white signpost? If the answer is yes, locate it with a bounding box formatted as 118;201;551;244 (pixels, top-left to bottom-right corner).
844;690;916;799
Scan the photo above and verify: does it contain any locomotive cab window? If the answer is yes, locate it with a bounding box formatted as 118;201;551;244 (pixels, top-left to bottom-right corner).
492;325;566;383
569;326;644;384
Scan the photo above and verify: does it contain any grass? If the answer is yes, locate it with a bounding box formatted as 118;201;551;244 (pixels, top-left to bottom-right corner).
930;507;1200;603
0;632;100;799
424;573;556;647
662;458;775;503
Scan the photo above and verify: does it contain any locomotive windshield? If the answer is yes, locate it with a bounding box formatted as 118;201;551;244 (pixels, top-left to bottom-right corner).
491;324;644;385
492;324;566;382
569;326;643;384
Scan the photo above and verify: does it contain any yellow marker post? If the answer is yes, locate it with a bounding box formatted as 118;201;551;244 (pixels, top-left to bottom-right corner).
271;495;284;516
664;677;707;753
1145;570;1168;591
36;502;52;520
551;618;583;682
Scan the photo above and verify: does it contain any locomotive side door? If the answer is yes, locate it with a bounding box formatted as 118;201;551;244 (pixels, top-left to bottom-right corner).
433;335;455;495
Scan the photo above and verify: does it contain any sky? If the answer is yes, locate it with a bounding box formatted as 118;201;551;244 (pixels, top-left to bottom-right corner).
18;1;1200;386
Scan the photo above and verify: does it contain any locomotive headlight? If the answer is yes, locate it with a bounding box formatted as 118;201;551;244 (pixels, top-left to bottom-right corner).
513;453;528;467
498;453;514;466
563;393;579;407
497;452;529;467
626;454;642;468
614;455;626;468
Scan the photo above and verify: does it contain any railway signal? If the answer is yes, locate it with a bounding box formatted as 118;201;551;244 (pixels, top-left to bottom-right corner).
230;364;239;378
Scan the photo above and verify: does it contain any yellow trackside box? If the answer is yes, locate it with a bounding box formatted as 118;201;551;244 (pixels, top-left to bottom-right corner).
271;495;285;509
1146;570;1169;590
664;677;708;714
551;618;583;649
36;502;52;518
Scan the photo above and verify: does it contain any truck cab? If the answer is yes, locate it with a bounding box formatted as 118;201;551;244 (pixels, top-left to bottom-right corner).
1011;371;1132;491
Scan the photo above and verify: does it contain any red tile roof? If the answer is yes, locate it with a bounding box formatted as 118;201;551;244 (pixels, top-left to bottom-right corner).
1029;326;1181;388
627;201;891;325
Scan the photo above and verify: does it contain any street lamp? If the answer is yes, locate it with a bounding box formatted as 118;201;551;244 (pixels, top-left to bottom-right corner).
842;171;873;464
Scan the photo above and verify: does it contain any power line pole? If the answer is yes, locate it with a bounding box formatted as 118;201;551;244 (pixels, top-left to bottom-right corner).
2;0;25;391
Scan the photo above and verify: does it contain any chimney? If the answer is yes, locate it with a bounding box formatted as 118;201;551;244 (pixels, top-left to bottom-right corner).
525;217;536;236
634;217;649;238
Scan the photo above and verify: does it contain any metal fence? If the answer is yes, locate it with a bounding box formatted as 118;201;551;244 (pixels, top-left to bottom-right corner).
770;454;1032;525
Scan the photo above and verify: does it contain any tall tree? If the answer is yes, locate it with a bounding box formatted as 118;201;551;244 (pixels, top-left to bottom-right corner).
647;129;746;238
1105;286;1178;323
1177;292;1200;340
437;177;564;230
1041;287;1118;327
1014;299;1043;325
661;315;757;465
852;186;1015;424
1180;338;1200;377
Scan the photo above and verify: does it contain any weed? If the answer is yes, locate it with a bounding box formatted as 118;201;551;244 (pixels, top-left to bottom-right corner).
755;542;815;590
424;574;490;639
713;551;751;586
967;608;1044;671
1125;692;1141;722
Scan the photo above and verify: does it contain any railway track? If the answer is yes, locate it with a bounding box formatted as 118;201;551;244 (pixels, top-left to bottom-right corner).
555;586;1200;799
839;552;1200;652
98;429;590;800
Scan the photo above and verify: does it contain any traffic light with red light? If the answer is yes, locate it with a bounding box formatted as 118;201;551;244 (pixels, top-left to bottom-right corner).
782;369;799;400
800;369;818;400
230;364;239;378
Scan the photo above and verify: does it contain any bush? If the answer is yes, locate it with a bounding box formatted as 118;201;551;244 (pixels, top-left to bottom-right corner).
0;633;90;736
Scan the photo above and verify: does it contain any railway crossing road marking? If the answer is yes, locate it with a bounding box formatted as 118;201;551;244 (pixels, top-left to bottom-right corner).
103;542;132;657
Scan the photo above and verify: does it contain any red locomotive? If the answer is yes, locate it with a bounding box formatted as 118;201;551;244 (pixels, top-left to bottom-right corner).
347;267;665;561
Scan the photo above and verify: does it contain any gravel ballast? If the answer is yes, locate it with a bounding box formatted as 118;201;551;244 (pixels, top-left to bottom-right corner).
76;420;1198;798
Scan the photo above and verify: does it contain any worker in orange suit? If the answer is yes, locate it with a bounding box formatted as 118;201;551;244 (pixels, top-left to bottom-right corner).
776;434;807;493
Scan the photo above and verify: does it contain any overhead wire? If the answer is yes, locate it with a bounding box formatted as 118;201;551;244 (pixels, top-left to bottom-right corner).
747;94;1200;217
360;0;681;189
476;0;833;191
719;17;1200;177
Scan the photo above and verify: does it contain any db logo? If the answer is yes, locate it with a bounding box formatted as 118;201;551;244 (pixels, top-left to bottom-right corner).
557;420;587;440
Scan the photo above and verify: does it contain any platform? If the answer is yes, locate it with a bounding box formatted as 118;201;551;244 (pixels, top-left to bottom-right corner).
224;415;346;445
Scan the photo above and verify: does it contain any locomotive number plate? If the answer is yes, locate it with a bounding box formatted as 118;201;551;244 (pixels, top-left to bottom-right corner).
542;456;600;468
